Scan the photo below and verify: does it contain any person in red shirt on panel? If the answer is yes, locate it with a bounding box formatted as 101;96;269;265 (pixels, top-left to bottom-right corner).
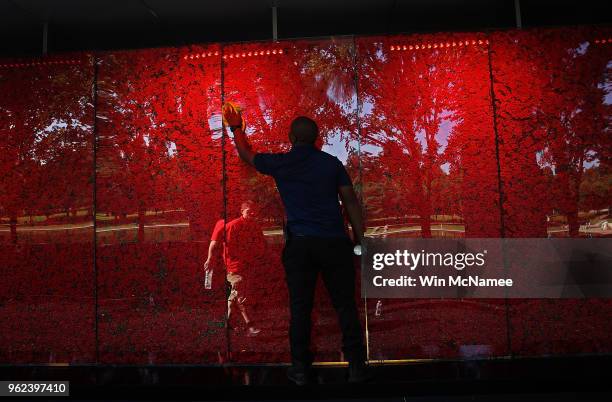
204;201;265;337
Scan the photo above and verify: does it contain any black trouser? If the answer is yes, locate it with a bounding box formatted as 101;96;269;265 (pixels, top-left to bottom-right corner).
281;234;367;367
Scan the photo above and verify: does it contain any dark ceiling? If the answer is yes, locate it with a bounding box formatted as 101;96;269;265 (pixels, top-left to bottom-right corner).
0;0;610;57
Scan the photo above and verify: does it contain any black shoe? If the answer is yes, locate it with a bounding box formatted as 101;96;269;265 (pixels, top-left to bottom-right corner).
348;361;375;383
287;363;313;386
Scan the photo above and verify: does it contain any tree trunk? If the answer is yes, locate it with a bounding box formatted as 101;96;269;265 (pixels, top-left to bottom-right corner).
138;208;145;243
10;215;17;244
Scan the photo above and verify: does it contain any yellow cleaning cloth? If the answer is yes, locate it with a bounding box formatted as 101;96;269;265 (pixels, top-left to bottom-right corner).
222;101;246;131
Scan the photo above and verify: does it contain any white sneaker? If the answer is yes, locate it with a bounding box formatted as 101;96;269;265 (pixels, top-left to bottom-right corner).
247;327;261;337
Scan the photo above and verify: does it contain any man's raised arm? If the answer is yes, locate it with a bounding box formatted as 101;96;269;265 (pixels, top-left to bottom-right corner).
223;105;255;166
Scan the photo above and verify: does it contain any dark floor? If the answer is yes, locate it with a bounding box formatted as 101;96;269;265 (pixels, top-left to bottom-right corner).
1;355;610;400
35;394;612;402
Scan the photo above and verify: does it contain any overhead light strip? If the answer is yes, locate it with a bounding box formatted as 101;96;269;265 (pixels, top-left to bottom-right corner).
183;51;219;60
390;39;489;52
223;49;284;59
182;49;285;61
0;59;81;68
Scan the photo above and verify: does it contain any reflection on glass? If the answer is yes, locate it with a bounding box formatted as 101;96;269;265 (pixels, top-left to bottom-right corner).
359;35;501;239
0;55;95;363
95;46;226;364
492;28;611;239
223;201;266;337
491;27;612;356
357;33;506;360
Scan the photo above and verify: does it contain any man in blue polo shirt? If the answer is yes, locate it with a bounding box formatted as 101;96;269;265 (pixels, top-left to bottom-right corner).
223;106;372;385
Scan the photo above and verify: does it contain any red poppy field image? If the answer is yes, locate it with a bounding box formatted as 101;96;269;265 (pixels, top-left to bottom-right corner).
0;25;610;365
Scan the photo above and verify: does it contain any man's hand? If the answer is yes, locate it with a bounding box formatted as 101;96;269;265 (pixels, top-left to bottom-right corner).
205;239;219;271
339;185;365;246
223;103;244;128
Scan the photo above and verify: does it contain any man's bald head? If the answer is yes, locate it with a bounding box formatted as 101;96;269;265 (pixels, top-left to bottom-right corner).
289;116;318;145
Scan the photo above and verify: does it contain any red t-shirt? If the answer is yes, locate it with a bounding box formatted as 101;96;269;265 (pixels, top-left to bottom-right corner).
211;219;225;242
224;216;266;274
210;219;226;268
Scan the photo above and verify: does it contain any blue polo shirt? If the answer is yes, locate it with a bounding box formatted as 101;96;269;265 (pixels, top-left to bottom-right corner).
253;144;352;238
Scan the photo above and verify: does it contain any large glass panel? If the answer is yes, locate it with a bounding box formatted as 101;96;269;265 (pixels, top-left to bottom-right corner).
490;26;612;356
0;54;95;363
222;38;361;363
95;45;226;363
356;33;508;360
1;26;608;367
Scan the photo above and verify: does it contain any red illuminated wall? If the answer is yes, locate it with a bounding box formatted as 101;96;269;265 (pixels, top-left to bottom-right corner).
0;26;610;365
0;54;95;363
356;33;506;360
489;27;612;356
94;45;226;364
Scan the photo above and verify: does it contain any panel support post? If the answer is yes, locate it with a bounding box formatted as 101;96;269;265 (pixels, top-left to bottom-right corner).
42;21;48;55
514;0;522;29
272;5;278;41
